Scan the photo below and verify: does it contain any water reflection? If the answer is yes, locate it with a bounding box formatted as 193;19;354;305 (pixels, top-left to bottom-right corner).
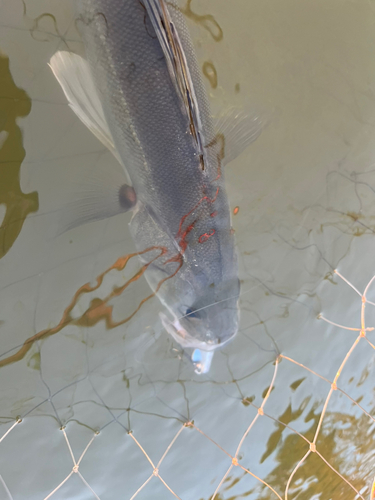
179;0;223;42
202;60;218;89
212;405;375;500
0;54;38;259
0;247;174;368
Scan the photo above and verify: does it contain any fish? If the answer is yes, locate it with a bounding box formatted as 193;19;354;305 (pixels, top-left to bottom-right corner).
49;0;267;374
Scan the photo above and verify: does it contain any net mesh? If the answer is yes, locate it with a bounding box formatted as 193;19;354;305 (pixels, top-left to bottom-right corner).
1;266;375;500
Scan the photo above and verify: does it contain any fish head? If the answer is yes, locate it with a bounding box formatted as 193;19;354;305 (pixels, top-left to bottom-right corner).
160;277;240;373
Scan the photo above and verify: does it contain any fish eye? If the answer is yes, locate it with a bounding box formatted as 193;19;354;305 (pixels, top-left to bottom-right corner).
185;307;198;318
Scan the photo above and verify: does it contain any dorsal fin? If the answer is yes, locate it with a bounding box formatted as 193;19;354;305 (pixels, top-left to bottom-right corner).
144;0;205;170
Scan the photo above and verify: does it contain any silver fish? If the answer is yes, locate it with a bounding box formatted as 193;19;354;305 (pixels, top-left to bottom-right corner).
49;0;266;373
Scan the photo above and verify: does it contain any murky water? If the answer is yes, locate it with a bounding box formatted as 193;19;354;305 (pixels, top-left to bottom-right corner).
1;1;375;499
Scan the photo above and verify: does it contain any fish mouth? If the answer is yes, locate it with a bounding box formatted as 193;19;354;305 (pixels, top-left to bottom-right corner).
160;312;216;374
159;311;219;351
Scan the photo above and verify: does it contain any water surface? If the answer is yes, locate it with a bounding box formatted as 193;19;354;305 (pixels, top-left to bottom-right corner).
1;1;375;499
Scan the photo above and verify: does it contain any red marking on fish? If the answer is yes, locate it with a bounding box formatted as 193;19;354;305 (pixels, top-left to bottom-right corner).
176;187;220;237
198;229;215;243
172;130;224;257
166;220;197;264
171;184;220;258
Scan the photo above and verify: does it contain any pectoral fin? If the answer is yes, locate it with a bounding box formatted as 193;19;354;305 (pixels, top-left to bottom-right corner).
49;51;138;235
49;51;122;164
56;167;136;235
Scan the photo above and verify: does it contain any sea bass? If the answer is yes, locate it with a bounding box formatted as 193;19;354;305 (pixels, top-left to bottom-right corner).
50;0;266;373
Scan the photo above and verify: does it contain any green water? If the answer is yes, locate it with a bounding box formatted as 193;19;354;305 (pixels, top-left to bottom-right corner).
0;1;375;499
